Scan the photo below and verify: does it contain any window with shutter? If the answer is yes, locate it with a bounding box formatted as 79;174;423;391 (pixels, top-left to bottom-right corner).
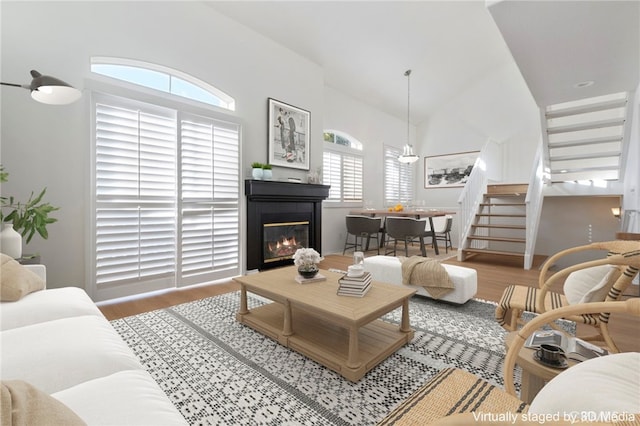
384;145;413;206
92;91;239;301
323;130;363;205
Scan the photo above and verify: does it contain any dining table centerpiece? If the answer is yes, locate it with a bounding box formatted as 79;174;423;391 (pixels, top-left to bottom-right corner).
293;247;323;279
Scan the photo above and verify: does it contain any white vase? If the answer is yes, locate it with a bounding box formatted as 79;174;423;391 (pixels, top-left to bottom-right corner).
0;224;22;259
252;168;263;180
262;169;272;180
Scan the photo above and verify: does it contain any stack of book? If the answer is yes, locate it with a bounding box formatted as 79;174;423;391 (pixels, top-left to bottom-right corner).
337;271;372;297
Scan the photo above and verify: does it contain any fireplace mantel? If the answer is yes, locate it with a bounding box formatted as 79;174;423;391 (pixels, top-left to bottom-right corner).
245;179;330;271
245;179;330;201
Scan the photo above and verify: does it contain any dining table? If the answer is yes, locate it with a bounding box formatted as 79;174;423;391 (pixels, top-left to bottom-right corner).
349;209;456;256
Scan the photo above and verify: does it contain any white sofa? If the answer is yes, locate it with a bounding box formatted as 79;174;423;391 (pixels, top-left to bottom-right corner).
363;255;477;304
1;263;187;425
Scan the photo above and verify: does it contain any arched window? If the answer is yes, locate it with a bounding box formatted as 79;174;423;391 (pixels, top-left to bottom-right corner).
90;57;235;110
323;130;363;204
89;58;240;302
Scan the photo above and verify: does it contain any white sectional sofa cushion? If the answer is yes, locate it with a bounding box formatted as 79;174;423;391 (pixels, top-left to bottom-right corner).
529;352;640;415
0;263;188;425
363;255;477;304
1;315;144;394
0;287;103;331
52;370;188;426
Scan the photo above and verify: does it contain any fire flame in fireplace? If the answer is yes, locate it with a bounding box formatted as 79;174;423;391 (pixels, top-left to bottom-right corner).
267;236;301;258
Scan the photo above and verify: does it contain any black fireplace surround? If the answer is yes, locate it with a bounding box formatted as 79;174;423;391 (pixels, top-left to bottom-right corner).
245;180;330;271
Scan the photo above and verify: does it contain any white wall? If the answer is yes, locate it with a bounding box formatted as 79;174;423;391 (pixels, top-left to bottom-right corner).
321;86;411;255
412;61;540;245
536;196;622;269
1;2;324;290
622;87;640;233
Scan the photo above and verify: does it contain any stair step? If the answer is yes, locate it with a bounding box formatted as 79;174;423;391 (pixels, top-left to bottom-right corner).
545;98;627;119
487;184;528;195
476;213;526;218
548;135;623;149
471;224;526;230
462;248;525;258
546;118;625;134
467;236;526;243
550;151;621;162
479;203;525;207
484;193;525;198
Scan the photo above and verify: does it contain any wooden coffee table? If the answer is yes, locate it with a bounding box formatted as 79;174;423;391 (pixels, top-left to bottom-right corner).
234;266;416;381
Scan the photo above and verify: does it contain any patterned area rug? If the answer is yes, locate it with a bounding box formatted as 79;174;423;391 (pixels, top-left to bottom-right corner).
111;293;523;425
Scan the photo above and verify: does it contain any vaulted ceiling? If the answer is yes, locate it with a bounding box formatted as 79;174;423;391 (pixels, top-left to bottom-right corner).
206;1;639;125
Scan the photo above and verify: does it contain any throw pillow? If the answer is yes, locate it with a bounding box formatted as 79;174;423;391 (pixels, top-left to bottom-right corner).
1;380;86;426
563;264;619;305
0;254;45;302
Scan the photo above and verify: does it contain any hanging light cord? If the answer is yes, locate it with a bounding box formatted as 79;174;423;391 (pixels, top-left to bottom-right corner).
405;69;411;148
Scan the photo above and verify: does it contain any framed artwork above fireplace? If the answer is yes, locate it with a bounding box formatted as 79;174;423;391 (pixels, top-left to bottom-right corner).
267;98;310;171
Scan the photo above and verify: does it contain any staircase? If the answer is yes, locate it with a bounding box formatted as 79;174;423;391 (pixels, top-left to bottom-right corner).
544;92;630;183
460;184;528;260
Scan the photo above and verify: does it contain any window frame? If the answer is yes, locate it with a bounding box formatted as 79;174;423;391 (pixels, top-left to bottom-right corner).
90;57;236;111
383;144;414;206
323;130;364;208
88;79;241;302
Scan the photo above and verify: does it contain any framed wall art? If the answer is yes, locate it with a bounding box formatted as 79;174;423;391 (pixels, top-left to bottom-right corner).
424;151;480;188
268;98;310;170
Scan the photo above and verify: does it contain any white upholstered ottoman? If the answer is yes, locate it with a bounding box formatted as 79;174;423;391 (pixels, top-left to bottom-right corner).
363;255;477;304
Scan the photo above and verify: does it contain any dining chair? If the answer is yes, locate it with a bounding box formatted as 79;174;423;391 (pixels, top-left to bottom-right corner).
343;215;382;255
433;215;453;254
384;217;427;257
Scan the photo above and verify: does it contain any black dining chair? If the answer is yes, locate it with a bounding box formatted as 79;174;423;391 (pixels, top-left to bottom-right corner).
343;215;382;254
384;217;427;257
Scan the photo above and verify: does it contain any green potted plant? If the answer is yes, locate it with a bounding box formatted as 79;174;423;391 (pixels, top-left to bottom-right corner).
251;162;264;180
0;166;59;258
261;163;273;180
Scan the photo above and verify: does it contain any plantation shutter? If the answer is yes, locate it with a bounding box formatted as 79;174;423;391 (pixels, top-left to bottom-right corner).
342;155;363;201
384;145;413;205
323;150;363;202
323;151;342;200
93;93;240;297
180;114;240;285
95;100;177;286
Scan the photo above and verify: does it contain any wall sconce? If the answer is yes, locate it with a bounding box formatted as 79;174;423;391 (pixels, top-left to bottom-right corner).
611;207;621;219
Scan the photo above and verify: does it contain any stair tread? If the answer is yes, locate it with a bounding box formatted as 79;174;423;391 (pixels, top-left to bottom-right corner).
462;248;525;258
479;203;525;206
467;236;525;243
476;213;526;217
471;224;526;229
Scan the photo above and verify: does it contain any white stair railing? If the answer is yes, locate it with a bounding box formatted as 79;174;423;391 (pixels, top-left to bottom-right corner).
524;142;545;270
457;139;501;260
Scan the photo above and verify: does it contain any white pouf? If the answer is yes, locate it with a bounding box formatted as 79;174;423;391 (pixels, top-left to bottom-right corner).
363;255;477;304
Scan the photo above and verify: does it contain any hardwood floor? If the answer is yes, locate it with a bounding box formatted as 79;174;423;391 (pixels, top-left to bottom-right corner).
99;252;639;352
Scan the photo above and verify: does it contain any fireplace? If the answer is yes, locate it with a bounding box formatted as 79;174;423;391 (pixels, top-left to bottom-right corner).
245;180;330;271
263;220;309;264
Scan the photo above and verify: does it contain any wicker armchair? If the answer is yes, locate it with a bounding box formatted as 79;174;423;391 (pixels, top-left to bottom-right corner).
495;240;640;352
378;298;640;425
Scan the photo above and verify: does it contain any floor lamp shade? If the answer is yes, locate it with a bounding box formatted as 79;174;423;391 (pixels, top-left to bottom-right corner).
0;70;81;105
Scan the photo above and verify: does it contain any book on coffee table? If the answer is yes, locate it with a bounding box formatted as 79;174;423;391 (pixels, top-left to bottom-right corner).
337;281;372;297
295;273;327;284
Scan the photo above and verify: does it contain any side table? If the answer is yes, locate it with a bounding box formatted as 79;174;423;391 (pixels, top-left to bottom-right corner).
17;254;41;265
504;331;578;403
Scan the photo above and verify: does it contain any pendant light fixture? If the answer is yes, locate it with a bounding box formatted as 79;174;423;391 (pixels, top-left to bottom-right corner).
0;70;82;105
398;69;418;164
